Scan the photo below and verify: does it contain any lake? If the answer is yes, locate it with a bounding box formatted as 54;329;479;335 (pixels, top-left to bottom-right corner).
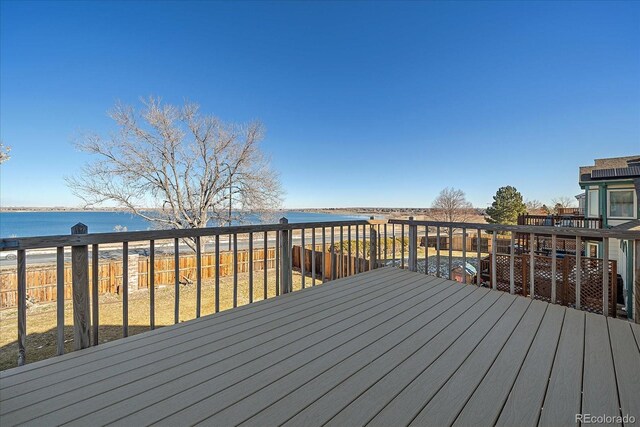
0;211;371;238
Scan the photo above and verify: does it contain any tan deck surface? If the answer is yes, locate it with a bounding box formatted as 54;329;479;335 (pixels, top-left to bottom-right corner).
1;268;638;426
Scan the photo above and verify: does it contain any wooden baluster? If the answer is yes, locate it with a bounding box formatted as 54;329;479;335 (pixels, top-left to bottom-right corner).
150;240;155;328
462;228;467;284
56;247;65;355
312;228;316;285
551;234;557;304
384;223;388;263
330;226;335;280
576;236;581;310
301;229;305;288
173;238;179;324
509;233;515;294
603;237;609;316
339;225;344;278
355;225;359;274
436;226;441;277
92;244;99;345
363;224;367;271
276;227;280;295
233;233;238;307
263;231;268;298
249;232;254;302
529;233;535;299
347;226;352;276
634;239;639;324
425;226;429;275
476;229;481;286
321;227;326;281
215;234;220;312
491;232;497;290
17;249;27;365
123;242;129;336
448;227;453;279
196;236;202;316
401;224;405;269
392;223;396;267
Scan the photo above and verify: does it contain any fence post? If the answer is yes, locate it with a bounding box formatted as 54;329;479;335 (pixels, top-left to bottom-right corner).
279;217;291;294
71;223;91;350
369;217;377;270
408;216;417;272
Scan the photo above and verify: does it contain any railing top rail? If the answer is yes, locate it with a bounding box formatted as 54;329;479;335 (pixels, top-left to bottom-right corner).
388;219;640;240
0;219;371;251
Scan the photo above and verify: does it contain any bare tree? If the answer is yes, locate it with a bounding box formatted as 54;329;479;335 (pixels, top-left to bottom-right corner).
551;196;577;214
0;142;10;164
67;98;283;247
525;199;544;213
431;187;473;224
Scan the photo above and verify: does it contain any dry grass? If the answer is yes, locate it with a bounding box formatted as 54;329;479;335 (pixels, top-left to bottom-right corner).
0;270;313;371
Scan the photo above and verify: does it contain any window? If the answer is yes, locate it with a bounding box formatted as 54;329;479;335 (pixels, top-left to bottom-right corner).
587;242;598;258
587;189;599;218
608;189;635;219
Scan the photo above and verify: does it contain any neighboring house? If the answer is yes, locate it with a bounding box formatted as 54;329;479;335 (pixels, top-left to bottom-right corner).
578;155;640;316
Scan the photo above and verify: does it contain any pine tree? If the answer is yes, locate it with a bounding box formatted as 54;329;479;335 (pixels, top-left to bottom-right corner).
485;186;527;225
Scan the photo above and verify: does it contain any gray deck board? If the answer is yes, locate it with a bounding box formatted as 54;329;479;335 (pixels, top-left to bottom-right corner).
539;308;585;427
412;299;546;427
495;303;565;427
608;317;640;423
2;269;404;414
367;293;520;427
581;313;621;426
2;267;408;417
0;268;637;427
88;276;452;426
8;269;427;425
279;287;492;427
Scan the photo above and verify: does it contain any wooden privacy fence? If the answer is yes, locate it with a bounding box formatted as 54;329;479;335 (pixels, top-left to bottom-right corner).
481;254;617;316
0;248;277;309
291;245;372;281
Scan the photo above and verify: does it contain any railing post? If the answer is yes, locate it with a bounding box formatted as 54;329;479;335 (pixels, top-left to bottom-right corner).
279;217;291;294
369;217;377;270
408;217;417;272
634;238;639;324
71;223;91;350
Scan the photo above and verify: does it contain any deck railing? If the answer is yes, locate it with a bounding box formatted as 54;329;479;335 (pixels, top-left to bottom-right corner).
387;218;639;324
0;218;388;366
2;217;639;368
518;213;602;229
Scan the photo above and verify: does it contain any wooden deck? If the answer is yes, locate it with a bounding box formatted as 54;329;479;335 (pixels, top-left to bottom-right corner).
1;268;638;426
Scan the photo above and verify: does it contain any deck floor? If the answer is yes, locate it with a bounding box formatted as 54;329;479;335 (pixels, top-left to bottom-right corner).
1;268;639;426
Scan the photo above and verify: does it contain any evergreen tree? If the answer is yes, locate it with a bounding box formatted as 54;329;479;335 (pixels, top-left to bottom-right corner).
485;186;527;225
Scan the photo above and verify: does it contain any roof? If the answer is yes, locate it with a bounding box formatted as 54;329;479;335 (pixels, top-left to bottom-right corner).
579;155;640;183
612;219;640;231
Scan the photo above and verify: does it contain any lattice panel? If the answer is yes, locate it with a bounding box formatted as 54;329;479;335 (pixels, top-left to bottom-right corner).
492;255;525;296
487;254;616;315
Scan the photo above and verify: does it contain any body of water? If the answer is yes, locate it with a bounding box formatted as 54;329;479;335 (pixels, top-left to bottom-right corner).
0;211;371;238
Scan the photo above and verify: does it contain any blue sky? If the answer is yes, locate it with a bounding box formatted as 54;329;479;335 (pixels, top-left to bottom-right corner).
1;1;639;208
